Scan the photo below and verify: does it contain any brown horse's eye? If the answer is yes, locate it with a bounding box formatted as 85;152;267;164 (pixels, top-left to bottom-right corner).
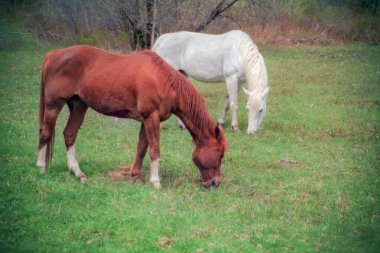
192;156;201;168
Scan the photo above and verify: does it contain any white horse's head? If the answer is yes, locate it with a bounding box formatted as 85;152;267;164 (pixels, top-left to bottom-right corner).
243;87;269;135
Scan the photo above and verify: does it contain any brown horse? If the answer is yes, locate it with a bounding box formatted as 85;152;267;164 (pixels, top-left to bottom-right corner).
36;45;227;188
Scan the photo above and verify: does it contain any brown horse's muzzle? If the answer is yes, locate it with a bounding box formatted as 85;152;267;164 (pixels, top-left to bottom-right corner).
202;177;221;188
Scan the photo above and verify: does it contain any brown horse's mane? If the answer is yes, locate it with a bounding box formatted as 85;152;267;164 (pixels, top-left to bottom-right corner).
141;50;216;137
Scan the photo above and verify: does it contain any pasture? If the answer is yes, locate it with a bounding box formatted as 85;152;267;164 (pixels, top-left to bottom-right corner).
0;22;379;252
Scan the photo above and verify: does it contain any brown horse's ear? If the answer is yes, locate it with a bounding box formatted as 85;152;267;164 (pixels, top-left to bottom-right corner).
214;125;221;141
215;125;227;155
215;125;227;154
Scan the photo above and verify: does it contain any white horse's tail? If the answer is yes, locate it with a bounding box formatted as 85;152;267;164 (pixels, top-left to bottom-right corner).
239;33;268;94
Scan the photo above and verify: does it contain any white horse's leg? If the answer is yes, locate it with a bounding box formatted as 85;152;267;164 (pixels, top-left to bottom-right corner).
226;75;240;132
217;95;230;126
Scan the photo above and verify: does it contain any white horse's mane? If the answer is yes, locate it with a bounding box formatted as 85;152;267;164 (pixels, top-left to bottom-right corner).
239;33;268;94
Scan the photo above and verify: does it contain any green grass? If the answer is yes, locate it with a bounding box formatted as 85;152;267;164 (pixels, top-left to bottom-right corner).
0;20;379;252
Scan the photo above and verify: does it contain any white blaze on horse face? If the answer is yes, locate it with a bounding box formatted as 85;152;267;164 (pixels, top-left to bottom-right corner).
67;146;87;180
36;144;47;173
150;159;161;189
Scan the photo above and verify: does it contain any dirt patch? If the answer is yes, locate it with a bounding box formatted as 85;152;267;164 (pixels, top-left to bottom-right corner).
107;165;141;183
278;159;308;169
157;237;175;248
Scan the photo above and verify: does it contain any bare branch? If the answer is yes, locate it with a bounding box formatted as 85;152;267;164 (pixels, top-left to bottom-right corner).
195;0;239;32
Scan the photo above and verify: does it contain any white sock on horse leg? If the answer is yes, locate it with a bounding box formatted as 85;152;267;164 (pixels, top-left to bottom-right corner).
149;159;161;189
36;144;47;173
67;146;86;180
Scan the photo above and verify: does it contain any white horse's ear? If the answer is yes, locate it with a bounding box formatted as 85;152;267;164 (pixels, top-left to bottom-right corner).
262;87;269;100
242;87;250;96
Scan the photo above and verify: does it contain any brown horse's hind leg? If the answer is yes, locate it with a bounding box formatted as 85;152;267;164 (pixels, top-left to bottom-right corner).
63;96;88;181
36;102;65;173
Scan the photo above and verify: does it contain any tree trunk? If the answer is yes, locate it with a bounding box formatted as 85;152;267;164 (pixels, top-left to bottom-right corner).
145;0;154;48
150;0;157;48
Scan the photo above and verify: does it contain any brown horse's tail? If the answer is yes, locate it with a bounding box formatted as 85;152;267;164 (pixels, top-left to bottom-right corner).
38;54;55;168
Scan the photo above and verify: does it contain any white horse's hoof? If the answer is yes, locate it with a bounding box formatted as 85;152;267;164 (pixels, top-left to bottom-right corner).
232;126;240;132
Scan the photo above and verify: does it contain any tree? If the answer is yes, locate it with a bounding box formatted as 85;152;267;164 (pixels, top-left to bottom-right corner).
109;0;159;50
195;0;240;32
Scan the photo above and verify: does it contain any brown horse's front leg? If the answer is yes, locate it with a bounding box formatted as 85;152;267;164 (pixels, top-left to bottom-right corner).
143;111;161;189
131;124;148;183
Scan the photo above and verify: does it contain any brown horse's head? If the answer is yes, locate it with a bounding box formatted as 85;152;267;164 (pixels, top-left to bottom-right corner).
192;126;227;188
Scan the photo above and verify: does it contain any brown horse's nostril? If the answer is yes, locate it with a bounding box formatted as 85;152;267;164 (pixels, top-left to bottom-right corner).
207;179;219;188
202;178;220;188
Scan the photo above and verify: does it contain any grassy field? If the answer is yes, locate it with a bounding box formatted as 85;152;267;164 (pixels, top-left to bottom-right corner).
0;20;379;252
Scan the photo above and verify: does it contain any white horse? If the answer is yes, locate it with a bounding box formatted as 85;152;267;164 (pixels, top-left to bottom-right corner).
153;30;269;134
